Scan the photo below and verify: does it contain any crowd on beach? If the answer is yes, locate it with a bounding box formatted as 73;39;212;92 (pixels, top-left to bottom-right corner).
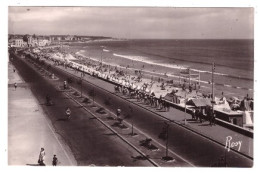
23;46;254;121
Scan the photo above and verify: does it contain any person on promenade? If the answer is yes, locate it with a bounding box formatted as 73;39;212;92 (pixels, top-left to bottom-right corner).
158;95;163;110
209;111;213;126
14;82;17;90
46;94;52;106
66;107;71;120
52;155;58;166
63;80;67;89
38;148;46;166
212;111;216;126
116;108;121;119
198;109;203;123
194;109;199;121
191;109;196;120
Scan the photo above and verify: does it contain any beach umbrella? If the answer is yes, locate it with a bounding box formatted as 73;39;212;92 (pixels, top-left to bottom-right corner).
231;96;239;101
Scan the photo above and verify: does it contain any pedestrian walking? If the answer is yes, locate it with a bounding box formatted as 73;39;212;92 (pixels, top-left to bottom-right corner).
116;108;121;119
212;112;216;126
13;68;16;73
63;80;67;89
14;82;17;90
66;107;71;120
52;155;58;166
199;109;203;123
166;102;170;112
192;109;196;120
195;109;199;121
38;148;46;166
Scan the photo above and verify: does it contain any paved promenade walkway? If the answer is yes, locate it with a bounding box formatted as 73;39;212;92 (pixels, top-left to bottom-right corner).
8;63;76;166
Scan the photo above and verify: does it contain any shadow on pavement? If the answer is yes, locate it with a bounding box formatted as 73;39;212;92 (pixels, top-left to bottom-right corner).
56;118;68;122
198;123;211;126
131;155;148;162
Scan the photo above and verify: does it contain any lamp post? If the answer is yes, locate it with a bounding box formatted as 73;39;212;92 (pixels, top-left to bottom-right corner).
80;72;83;97
92;87;95;104
100;49;103;65
212;62;215;101
129;106;134;136
165;122;169;157
211;62;215;125
184;90;187;125
162;121;174;162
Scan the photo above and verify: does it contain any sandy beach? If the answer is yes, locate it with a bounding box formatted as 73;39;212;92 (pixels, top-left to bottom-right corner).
23;43;252;119
71;44;253;99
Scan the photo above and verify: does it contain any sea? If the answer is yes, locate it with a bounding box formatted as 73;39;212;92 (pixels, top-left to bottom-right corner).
70;39;254;99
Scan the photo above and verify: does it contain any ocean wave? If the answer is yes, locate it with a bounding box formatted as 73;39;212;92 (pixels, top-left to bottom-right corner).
113;53;187;70
103;49;110;52
76;51;119;67
113;53;252;81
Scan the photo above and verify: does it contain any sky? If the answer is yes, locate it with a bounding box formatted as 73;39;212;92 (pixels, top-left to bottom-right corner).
8;7;254;39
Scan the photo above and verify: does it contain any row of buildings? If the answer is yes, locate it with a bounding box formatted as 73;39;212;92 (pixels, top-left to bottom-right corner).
8;34;111;48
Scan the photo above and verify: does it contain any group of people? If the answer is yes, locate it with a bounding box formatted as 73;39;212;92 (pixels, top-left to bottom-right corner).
38;148;58;166
115;85;171;112
193;106;216;126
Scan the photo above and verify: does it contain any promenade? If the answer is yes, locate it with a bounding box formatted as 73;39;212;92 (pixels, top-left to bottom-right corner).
8;62;76;166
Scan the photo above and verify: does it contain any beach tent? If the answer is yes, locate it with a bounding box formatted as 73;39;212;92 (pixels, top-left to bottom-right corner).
145;88;151;93
164;93;174;102
214;97;231;110
164;93;180;104
186;98;211;107
243;111;253;126
240;99;251;111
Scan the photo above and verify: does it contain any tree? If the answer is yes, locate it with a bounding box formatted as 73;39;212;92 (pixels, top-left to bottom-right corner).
23;34;29;47
23;34;29;43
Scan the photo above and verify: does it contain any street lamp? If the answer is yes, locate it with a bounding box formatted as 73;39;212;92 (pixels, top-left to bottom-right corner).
184;90;187;125
80;72;83;97
92;87;95;105
162;121;174;162
100;49;103;65
129;106;135;136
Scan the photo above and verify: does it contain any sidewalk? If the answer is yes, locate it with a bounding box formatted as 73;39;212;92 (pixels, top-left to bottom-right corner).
8;63;76;166
52;61;253;158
